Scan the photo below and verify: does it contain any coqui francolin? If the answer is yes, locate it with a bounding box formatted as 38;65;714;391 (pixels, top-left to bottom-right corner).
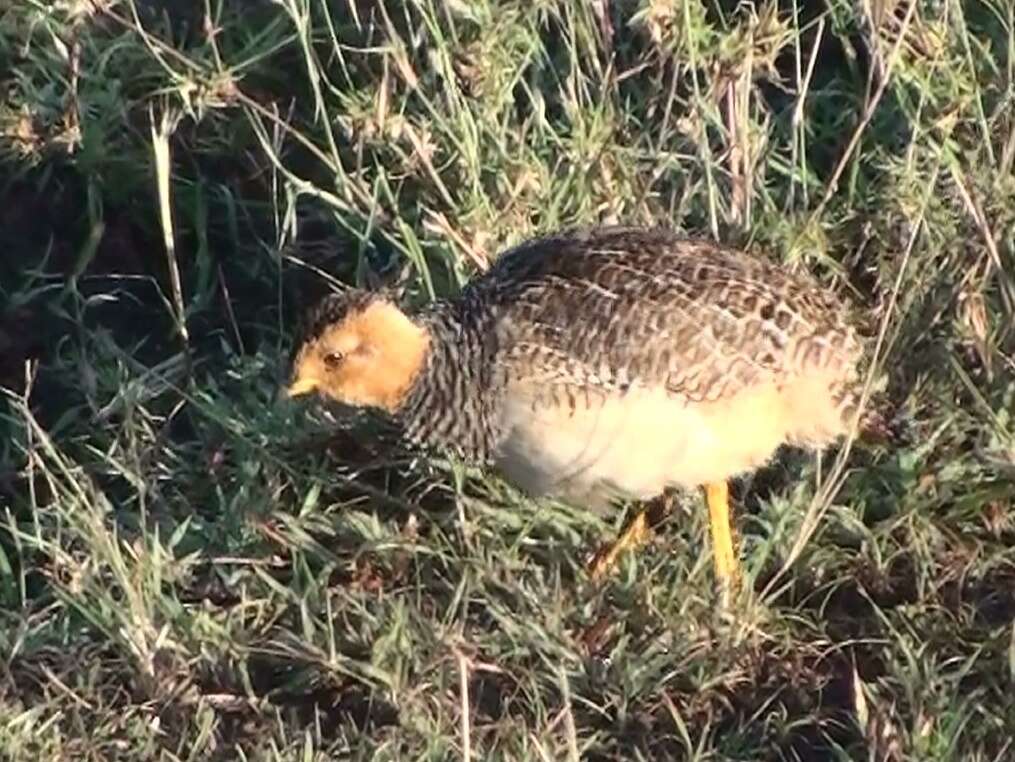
286;225;869;590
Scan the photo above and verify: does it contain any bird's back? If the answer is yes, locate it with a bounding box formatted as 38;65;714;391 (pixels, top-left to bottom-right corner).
463;226;861;403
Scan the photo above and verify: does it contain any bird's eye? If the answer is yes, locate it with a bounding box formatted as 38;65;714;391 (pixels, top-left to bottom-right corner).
323;351;345;368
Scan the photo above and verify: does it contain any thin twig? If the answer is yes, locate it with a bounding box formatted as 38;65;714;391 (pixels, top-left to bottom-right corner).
39;663;95;711
788;15;825;211
217;264;245;355
557;670;580;762
948;163;1015;316
809;0;919;222
457;649;472;762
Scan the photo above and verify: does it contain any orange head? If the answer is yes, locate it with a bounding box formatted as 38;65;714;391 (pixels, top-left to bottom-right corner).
286;290;430;414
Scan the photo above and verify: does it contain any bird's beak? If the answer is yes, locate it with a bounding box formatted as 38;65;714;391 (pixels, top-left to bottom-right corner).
285;377;319;398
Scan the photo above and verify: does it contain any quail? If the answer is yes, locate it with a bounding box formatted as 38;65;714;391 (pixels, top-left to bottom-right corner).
287;226;866;588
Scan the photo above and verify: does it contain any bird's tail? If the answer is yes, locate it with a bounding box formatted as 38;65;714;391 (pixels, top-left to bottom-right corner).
836;379;908;446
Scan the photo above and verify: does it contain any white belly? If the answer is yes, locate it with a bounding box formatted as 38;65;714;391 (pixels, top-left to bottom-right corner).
493;376;847;511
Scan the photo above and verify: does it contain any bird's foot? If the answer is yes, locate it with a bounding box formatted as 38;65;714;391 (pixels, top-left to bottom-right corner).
587;495;673;581
588;510;651;581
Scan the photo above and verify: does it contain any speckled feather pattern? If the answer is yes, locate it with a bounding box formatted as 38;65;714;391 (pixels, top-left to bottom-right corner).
392;226;864;467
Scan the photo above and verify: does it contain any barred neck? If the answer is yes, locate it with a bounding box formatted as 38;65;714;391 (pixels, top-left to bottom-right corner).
395;299;503;463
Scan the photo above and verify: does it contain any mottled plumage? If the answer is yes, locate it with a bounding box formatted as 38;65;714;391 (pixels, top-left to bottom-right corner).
287;225;867;583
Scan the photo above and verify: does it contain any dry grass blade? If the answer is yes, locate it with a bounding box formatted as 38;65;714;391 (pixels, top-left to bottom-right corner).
457;648;472;762
149;102;191;384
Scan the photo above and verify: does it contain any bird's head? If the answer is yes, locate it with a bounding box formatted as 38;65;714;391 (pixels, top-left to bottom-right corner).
286;290;429;414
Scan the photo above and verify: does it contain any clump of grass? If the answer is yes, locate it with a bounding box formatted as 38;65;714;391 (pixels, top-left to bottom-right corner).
1;1;1014;760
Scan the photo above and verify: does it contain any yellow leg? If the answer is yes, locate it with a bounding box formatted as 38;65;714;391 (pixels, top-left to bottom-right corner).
705;481;739;591
588;510;652;581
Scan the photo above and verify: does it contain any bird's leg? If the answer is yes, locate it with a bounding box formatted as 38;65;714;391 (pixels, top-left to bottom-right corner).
704;481;740;593
588;495;672;581
588;511;651;580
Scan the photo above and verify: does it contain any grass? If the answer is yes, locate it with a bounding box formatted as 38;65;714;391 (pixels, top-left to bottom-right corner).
1;0;1014;759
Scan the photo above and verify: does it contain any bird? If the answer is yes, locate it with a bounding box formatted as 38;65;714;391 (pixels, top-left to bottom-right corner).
285;225;867;590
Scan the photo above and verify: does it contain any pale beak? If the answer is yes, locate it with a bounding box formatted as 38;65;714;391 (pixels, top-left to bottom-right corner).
286;377;320;398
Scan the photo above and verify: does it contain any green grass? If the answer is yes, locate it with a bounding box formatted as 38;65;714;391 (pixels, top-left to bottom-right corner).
1;0;1014;759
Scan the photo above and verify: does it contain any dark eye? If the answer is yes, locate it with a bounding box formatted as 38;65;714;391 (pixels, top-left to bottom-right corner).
323;351;345;368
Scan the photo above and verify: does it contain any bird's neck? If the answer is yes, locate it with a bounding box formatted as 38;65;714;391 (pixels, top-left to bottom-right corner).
393;302;502;462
